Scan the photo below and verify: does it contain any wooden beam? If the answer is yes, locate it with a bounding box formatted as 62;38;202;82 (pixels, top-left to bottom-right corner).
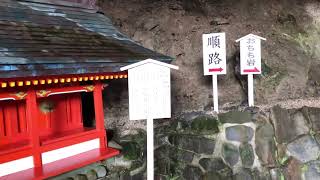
93;82;107;149
26;90;42;168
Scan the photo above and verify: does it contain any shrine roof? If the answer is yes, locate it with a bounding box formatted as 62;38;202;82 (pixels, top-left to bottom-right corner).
0;0;173;79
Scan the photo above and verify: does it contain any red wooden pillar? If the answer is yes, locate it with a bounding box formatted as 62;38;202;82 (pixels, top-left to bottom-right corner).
26;90;42;170
93;82;107;149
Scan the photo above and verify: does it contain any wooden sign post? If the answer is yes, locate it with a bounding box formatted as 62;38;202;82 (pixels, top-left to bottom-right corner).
120;59;178;180
236;34;266;106
203;32;227;112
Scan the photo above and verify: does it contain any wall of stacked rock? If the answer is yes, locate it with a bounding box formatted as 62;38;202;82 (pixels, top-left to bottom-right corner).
53;105;320;180
154;106;320;180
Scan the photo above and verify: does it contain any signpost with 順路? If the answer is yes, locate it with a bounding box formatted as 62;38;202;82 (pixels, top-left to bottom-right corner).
203;32;227;113
236;33;266;107
120;59;179;180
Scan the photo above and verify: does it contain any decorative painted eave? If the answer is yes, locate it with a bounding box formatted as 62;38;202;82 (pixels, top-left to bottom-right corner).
0;72;128;89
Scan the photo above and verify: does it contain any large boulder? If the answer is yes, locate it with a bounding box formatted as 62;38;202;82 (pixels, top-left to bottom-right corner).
169;134;215;154
283;158;302;180
199;158;232;178
225;125;254;143
287;135;320;163
218;111;252;124
271;106;309;144
222;143;239;167
255;122;277;167
239;143;255;168
302;107;320;132
303;160;320;180
182;166;202;180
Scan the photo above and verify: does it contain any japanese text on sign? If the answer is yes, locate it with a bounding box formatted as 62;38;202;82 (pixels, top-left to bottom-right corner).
203;33;226;75
239;35;262;75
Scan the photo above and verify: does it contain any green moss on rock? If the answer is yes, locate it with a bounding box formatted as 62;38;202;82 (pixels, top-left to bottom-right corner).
122;142;141;160
239;143;254;168
218;111;252;124
191;116;219;133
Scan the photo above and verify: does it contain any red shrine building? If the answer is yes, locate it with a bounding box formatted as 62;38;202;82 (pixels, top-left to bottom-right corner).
0;0;172;179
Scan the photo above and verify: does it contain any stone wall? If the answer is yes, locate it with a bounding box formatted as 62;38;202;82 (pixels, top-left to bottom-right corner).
154;106;320;180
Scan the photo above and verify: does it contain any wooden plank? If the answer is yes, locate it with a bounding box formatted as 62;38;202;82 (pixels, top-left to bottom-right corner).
69;94;83;127
0;106;5;137
3;102;14;137
40;130;98;152
93;82;107;149
26;90;42;167
1;147;119;180
17;101;27;133
0;144;32;164
66;95;72;127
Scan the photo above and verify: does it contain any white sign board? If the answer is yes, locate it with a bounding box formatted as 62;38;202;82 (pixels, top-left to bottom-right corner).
238;34;265;75
236;34;266;107
127;63;171;120
121;59;178;180
203;32;227;75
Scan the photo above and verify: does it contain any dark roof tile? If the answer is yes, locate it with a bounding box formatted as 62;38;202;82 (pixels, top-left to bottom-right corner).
0;0;173;79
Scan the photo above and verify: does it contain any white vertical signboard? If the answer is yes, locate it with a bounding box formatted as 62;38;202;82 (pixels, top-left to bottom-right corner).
202;32;226;112
121;59;178;180
236;34;266;106
128;63;171;120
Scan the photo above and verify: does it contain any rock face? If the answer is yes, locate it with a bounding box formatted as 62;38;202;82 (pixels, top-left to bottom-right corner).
100;0;320;135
